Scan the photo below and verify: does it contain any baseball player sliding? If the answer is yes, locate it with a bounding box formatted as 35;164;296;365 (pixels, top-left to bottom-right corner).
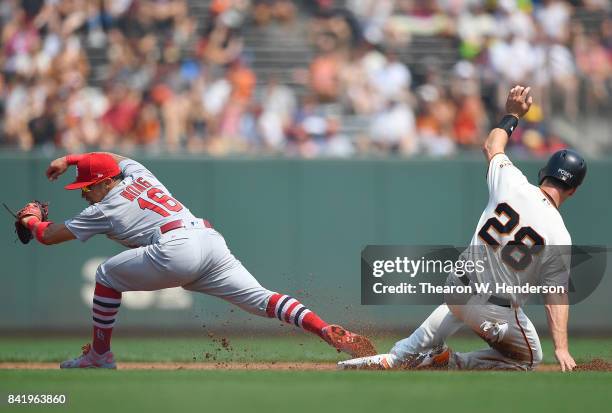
15;152;376;368
339;86;586;371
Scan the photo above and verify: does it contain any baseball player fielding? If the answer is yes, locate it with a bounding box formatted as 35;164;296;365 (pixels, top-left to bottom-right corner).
17;152;377;368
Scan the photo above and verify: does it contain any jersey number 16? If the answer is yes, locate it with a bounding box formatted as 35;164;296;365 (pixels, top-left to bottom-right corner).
137;188;183;217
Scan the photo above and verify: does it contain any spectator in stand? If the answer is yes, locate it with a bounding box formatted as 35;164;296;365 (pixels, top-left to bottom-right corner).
414;84;456;157
309;6;362;50
533;28;579;120
488;31;538;108
134;100;161;147
370;49;412;104
217;59;256;143
346;0;394;46
339;45;382;114
309;32;342;102
101;84;141;147
452;94;484;147
601;16;612;50
369;94;417;156
253;0;297;27
286;95;327;158
28;97;57;148
574;31;610;114
536;0;572;44
0;0;609;157
450;61;487;148
198;21;243;68
457;3;496;60
318;116;355;158
257;76;296;152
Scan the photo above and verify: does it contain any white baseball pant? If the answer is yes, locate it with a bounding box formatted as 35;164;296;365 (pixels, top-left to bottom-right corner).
95;224;273;316
390;300;542;370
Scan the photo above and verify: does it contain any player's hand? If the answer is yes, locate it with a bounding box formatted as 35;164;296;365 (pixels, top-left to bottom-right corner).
20;215;37;226
505;85;533;119
46;157;69;181
554;348;577;372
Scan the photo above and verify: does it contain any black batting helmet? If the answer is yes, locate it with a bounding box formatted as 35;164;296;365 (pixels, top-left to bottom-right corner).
538;149;587;189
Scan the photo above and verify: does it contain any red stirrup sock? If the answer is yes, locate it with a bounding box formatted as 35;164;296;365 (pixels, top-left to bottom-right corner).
91;283;122;354
266;293;329;338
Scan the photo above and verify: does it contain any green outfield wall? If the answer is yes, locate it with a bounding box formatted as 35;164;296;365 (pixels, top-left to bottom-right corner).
1;154;611;333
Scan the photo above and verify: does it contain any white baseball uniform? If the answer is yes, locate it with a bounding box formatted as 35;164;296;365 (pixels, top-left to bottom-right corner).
391;153;572;370
65;159;273;315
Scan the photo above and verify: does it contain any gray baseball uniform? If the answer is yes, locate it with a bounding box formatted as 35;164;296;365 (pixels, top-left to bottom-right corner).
65;159;272;315
391;153;572;370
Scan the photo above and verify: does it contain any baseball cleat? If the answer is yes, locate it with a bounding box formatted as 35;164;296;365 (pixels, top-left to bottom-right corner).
60;343;116;369
337;345;451;370
321;325;377;358
409;344;451;369
337;353;398;370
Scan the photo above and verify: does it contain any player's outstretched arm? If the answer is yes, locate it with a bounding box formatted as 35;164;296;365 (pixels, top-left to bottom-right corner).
46;152;127;181
20;216;76;245
544;294;576;372
482;85;533;162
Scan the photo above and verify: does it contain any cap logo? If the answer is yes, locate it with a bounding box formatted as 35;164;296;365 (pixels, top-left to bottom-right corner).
558;168;573;179
97;173;104;178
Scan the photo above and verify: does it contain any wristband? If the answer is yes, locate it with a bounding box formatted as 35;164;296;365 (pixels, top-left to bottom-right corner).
25;217;52;244
33;221;53;245
26;216;41;231
496;114;519;137
66;154;85;165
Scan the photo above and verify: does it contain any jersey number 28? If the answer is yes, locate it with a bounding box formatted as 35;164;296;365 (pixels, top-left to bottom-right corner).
477;202;544;270
137;188;183;217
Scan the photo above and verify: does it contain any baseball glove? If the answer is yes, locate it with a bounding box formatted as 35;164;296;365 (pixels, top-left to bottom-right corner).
14;201;49;244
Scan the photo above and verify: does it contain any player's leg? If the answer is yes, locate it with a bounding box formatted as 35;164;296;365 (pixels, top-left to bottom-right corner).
451;348;535;370
59;280;121;369
448;304;542;371
182;230;376;357
390;304;463;357
61;237;205;368
338;304;462;369
266;292;376;357
184;263;376;357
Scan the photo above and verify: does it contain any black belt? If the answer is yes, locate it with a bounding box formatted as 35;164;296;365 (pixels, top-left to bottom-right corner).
487;295;512;308
457;275;512;308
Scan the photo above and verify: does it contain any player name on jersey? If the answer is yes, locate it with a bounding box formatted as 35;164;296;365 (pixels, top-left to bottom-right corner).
119;177;153;201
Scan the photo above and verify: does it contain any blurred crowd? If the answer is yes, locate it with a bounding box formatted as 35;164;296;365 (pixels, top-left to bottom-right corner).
0;0;610;157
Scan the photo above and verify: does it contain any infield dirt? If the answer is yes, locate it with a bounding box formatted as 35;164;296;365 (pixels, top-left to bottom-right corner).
2;360;611;371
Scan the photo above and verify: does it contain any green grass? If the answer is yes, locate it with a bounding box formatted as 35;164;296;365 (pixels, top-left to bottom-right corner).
1;336;611;413
2;370;612;413
1;335;611;364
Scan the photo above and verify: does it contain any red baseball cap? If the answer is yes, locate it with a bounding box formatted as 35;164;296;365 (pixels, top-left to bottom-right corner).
64;153;121;190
